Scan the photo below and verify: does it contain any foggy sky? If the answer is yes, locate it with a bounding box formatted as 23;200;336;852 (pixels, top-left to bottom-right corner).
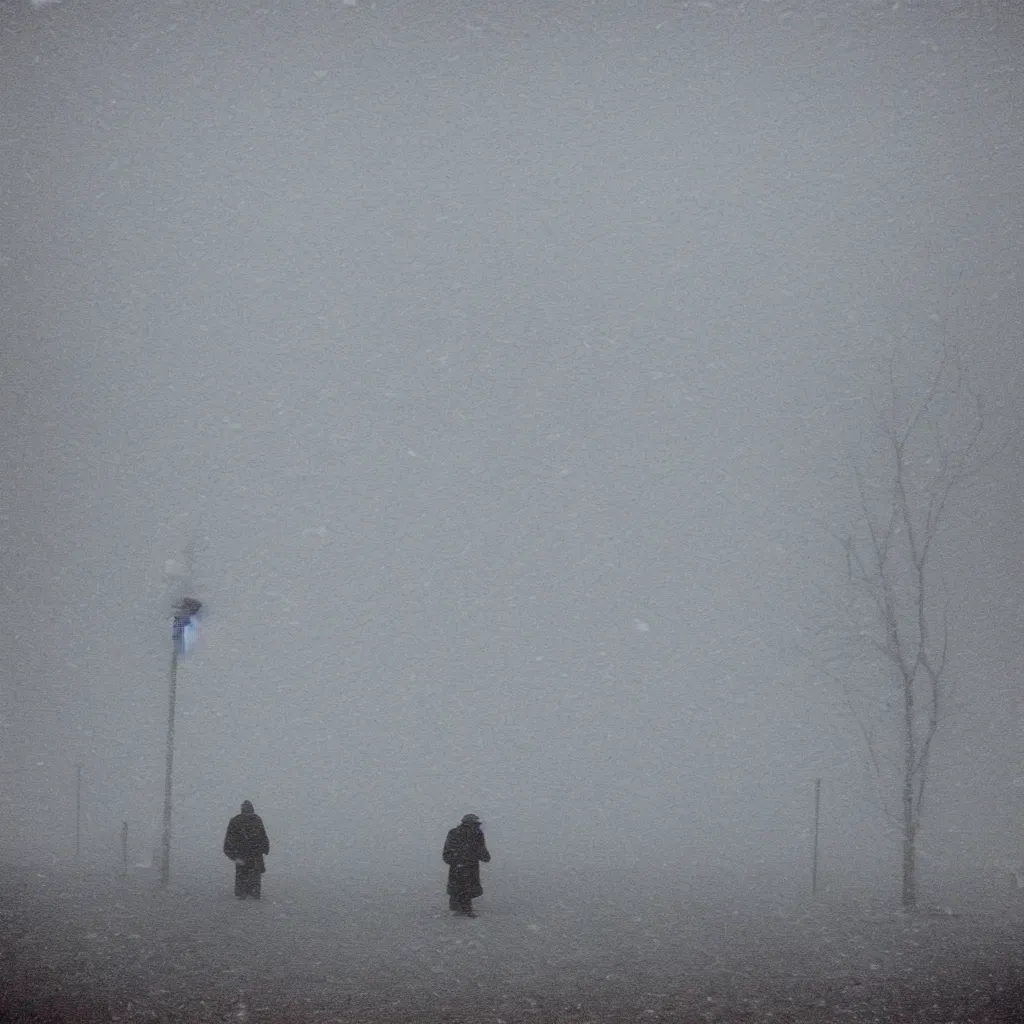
2;0;1023;887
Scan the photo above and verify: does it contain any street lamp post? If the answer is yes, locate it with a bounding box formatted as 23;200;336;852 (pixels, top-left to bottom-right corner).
160;597;201;888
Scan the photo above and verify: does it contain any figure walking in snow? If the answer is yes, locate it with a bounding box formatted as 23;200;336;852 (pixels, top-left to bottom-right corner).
443;813;491;917
223;800;270;899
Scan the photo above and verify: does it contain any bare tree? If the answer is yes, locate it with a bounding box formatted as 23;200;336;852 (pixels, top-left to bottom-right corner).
835;345;1003;910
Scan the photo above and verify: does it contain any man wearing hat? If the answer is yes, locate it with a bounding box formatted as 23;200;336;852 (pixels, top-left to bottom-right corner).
223;800;270;899
442;813;491;917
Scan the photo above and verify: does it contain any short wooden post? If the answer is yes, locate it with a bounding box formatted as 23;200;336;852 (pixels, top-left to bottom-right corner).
812;778;821;896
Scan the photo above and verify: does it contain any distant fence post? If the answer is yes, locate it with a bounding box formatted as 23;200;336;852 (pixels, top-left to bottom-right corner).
812;778;821;896
76;764;82;861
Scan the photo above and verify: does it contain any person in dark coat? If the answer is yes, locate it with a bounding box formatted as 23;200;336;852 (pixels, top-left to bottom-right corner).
223;800;270;899
443;813;491;916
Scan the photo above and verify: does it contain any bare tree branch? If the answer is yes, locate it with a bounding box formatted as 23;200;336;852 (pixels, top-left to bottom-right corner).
828;343;1008;910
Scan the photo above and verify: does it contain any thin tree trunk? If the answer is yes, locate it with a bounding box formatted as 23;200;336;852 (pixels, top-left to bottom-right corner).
902;822;916;909
902;676;917;910
902;715;916;907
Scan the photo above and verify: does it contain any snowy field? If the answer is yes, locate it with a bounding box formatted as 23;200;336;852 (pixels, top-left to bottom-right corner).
3;862;1024;1022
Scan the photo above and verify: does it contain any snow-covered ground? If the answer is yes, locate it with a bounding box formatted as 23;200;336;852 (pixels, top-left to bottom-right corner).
3;861;1024;1022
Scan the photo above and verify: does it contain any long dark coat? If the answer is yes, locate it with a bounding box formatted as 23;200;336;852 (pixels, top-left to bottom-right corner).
443;822;491;899
224;810;270;874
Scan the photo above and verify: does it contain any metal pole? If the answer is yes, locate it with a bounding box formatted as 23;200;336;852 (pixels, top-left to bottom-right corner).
122;821;129;876
812;777;821;896
160;645;178;887
75;763;82;861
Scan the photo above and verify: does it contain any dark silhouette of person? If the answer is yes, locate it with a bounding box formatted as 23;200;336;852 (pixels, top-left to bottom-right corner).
223;800;270;899
443;813;491;917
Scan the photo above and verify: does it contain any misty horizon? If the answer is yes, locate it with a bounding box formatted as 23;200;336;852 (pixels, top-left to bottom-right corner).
2;0;1023;906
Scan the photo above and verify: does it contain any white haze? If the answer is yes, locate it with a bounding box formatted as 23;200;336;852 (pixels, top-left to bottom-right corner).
1;0;1023;902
